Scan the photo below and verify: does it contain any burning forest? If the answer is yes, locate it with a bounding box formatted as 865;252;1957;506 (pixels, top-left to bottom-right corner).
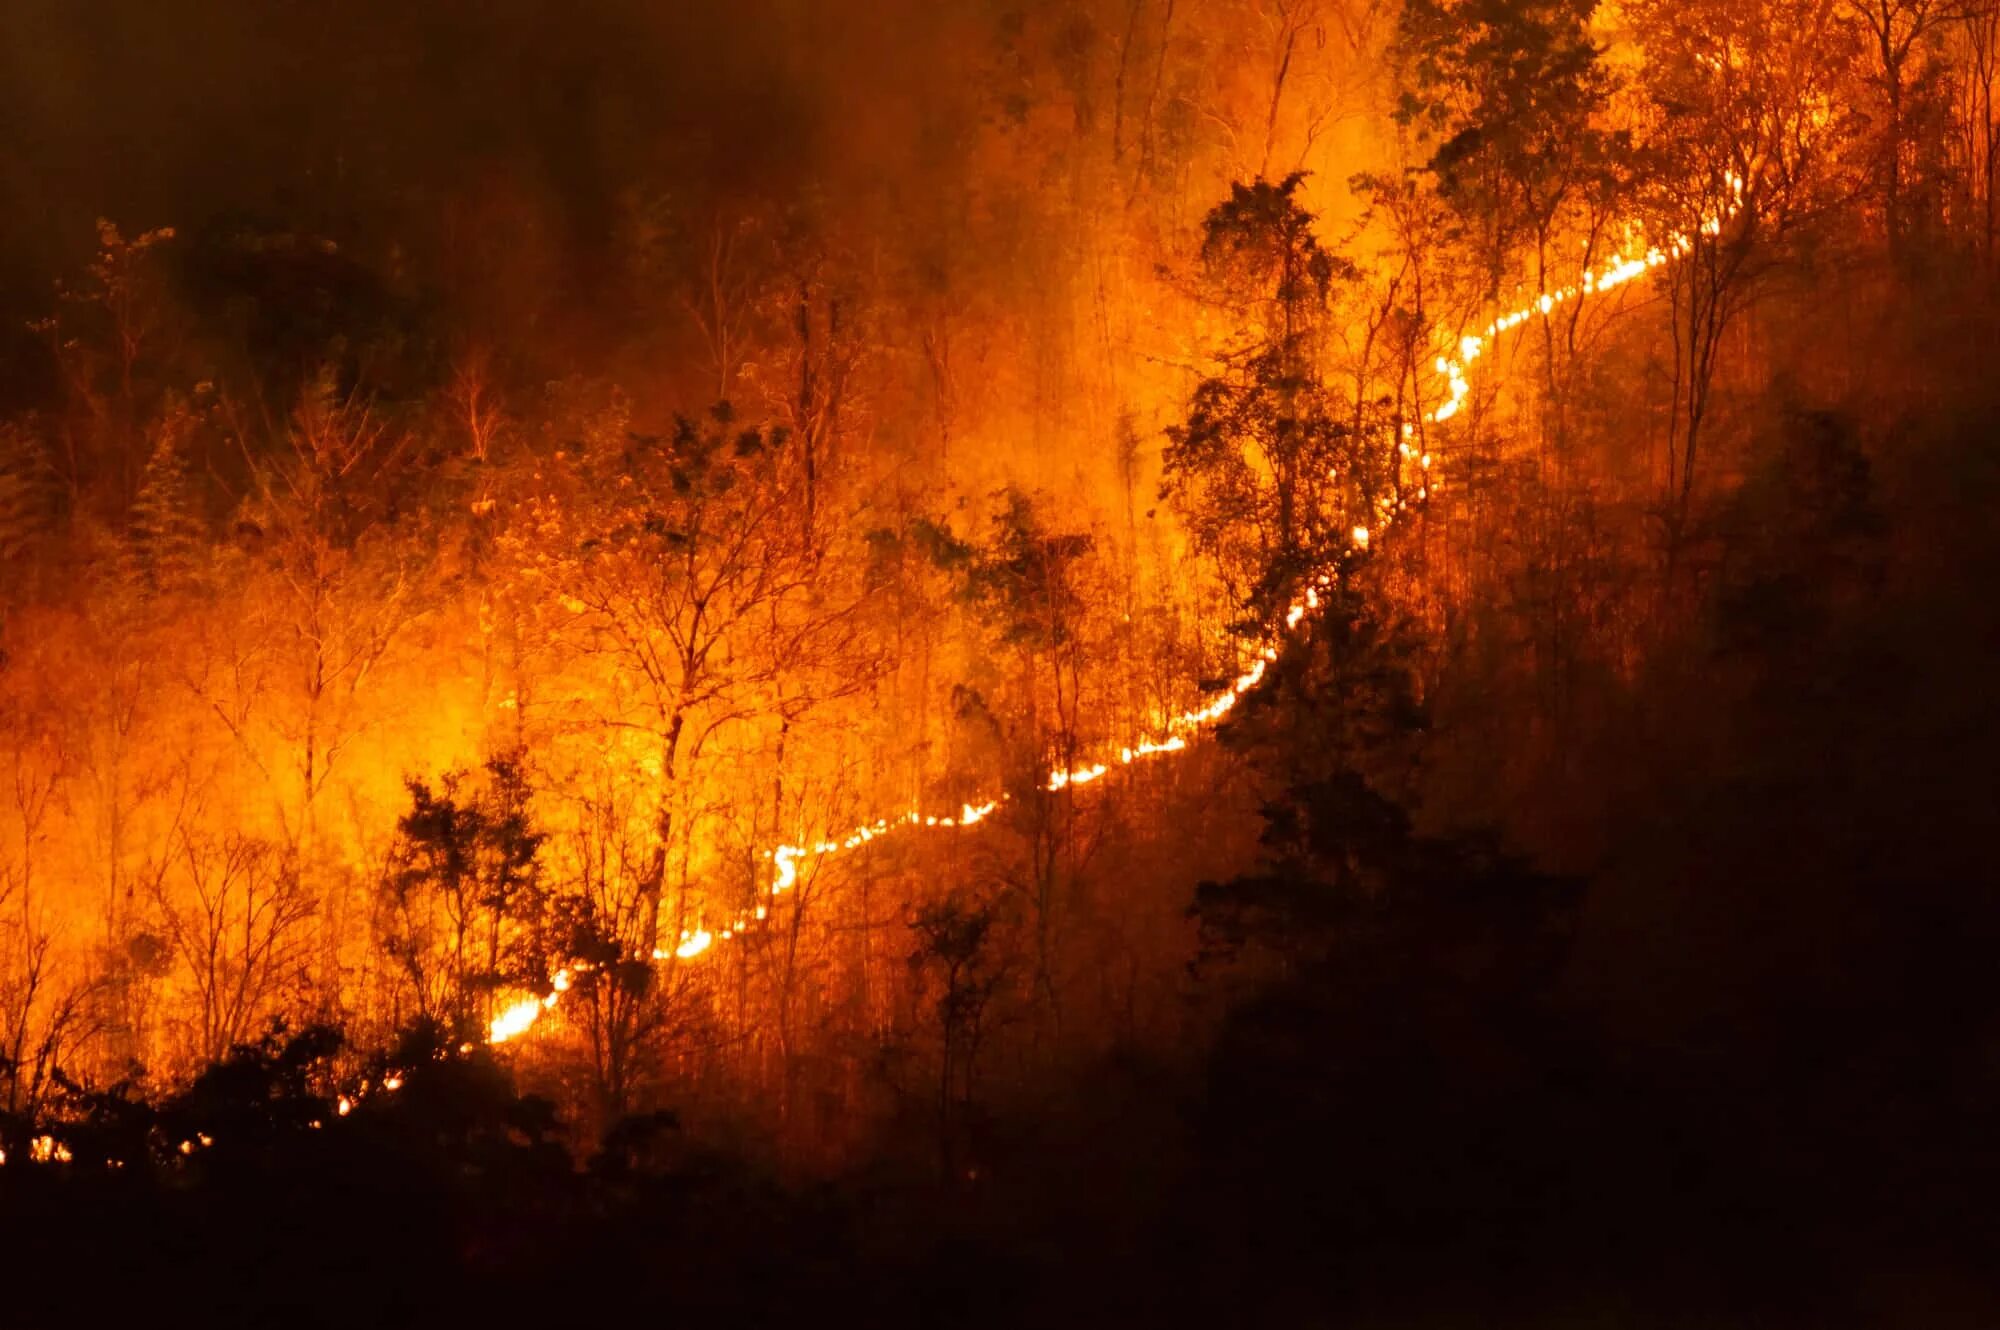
0;0;1997;1323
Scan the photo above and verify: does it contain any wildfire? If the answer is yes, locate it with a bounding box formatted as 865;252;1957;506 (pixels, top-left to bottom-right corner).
489;997;545;1043
482;178;1754;1048
1422;172;1745;427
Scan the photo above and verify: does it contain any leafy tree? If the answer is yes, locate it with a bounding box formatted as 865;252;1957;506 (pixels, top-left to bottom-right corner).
1710;403;1886;656
908;891;1010;1177
1229;580;1429;788
176;217;440;405
543;874;696;1122
964;490;1097;766
1396;0;1628;290
158;1020;345;1154
1394;0;1631;454
860;510;980;804
962;490;1100;1035
378;753;548;1031
1164;175;1383;626
1196;771;1578;991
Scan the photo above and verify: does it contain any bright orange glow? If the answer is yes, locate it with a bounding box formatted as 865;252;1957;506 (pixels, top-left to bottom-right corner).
488;996;545;1043
481;185;1755;1049
1420;176;1745;427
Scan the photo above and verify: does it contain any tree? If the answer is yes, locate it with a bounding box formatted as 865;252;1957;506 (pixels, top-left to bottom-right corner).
378;754;548;1031
1398;0;1625;255
1848;0;1968;253
504;401;852;966
146;829;314;1068
1394;0;1631;456
0;696;97;1123
908;891;1010;1177
124;398;209;597
966;491;1097;777
1629;0;1855;542
0;422;62;583
963;490;1101;1038
1164;175;1382;625
771;234;867;536
537;768;705;1121
248;373;412;833
1195;772;1578;995
1955;0;2000;260
205;370;417;1010
158;1020;345;1153
1709;404;1886;658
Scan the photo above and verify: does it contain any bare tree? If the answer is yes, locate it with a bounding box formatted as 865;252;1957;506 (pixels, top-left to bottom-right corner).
1631;0;1854;544
147;828;314;1068
546;773;706;1121
1953;0;2000;258
216;373;416;1005
507;402;859;965
1850;0;1969;250
0;697;98;1121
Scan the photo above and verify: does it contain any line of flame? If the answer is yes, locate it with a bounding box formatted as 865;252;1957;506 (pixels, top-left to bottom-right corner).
489;183;1747;1045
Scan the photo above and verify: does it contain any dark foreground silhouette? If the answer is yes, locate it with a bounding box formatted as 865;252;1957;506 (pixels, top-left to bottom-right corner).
6;383;1999;1330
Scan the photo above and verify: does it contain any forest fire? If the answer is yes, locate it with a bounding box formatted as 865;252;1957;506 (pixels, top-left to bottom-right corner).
479;177;1751;1047
2;0;1995;1321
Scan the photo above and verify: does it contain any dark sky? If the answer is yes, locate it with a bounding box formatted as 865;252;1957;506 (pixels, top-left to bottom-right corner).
0;0;980;411
0;0;868;313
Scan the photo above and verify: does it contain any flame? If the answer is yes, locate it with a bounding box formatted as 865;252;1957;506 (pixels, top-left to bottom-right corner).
481;185;1753;1048
1419;181;1745;427
1047;762;1107;792
489;996;545;1043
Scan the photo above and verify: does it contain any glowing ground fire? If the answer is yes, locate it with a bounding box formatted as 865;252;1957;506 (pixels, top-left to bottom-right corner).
486;183;1749;1047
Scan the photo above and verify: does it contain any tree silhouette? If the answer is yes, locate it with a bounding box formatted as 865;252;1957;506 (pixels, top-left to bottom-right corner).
1165;175;1383;626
